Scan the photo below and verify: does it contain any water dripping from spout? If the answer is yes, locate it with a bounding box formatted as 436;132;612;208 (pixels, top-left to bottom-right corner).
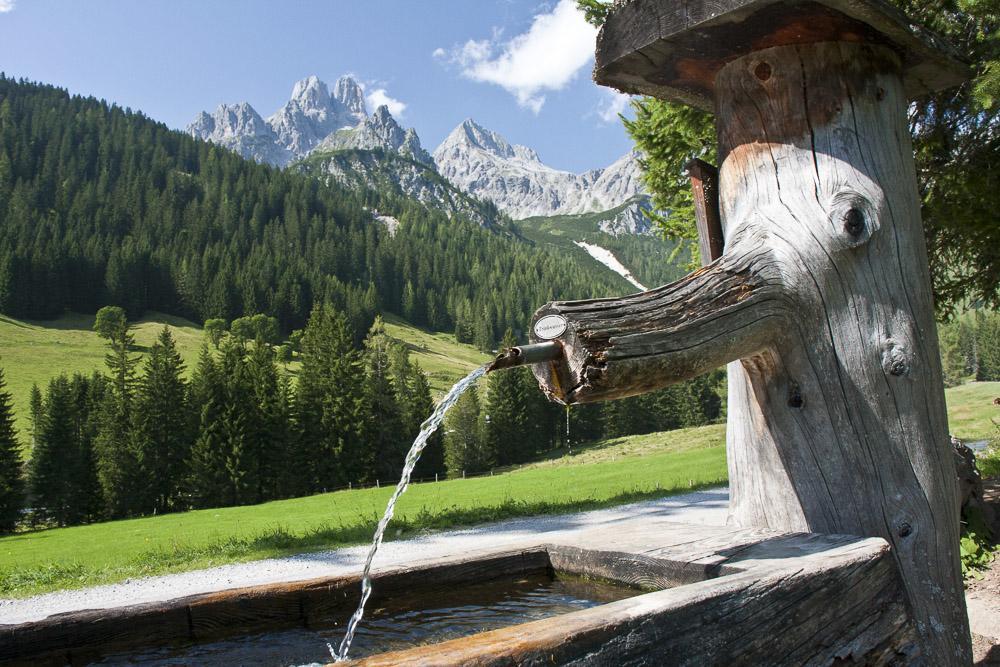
331;365;487;662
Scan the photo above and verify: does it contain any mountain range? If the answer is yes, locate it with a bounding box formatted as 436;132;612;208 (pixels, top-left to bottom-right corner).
188;75;650;227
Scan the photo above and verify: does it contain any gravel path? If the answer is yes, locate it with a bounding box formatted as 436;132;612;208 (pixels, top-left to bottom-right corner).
0;488;731;625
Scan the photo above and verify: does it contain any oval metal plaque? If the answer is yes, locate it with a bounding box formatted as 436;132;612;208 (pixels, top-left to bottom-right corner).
533;314;568;340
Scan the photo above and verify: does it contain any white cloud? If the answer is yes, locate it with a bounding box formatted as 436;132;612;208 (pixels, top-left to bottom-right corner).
597;91;631;123
0;0;15;13
431;47;447;59
437;0;597;114
365;88;407;118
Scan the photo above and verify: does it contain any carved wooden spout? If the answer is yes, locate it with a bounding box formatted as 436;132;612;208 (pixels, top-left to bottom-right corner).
530;39;971;663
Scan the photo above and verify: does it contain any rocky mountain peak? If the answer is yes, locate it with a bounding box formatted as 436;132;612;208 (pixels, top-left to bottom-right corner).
267;75;360;158
371;104;395;125
316;104;433;167
334;76;367;119
289;75;331;112
187;103;289;166
433;118;646;220
444;119;515;159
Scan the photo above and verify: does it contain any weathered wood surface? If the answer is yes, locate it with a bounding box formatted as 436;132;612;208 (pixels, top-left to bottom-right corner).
2;522;913;667
0;548;550;666
345;533;915;666
686;158;724;263
530;36;971;665
594;0;967;111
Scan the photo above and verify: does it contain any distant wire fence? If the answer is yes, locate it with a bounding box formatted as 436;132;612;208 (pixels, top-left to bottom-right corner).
312;453;707;496
316;466;517;495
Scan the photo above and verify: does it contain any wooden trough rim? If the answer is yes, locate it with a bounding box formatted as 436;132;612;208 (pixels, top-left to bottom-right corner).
344;537;902;666
0;522;902;666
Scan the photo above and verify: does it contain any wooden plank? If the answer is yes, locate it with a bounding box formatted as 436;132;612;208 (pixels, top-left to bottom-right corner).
686;158;724;265
3;603;190;665
594;0;968;111
0;548;553;665
547;544;715;589
346;539;916;666
531;35;972;662
188;585;304;641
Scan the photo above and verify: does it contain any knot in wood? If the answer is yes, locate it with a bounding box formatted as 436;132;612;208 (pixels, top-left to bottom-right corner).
754;61;772;82
844;208;866;238
881;343;911;377
787;382;804;409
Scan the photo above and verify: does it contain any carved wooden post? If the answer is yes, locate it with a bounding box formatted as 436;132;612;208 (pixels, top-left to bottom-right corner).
528;0;971;662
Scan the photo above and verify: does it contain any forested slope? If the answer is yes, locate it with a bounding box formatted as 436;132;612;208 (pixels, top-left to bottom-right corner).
0;76;628;346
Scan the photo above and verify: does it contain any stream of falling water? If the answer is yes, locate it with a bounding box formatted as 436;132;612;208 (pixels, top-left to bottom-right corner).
331;365;487;663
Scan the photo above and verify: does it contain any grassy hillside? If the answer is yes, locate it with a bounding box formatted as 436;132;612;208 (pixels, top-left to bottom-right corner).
0;425;727;597
945;381;1000;441
0;312;205;443
382;314;490;394
0;312;488;446
3;310;994;445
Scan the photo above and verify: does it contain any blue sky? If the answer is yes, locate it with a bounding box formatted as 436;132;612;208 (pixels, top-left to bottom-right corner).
0;0;635;172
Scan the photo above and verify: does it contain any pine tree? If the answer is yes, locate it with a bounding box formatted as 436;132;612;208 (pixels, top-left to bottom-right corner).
391;350;443;480
217;338;256;505
0;365;24;532
29;376;76;525
977;312;1000;381
94;322;140;518
187;344;230;507
939;322;966;387
295;303;366;491
362;317;407;482
245;338;289;501
74;372;108;522
483;330;538;466
28;383;42;448
443;385;491;477
133;326;189;513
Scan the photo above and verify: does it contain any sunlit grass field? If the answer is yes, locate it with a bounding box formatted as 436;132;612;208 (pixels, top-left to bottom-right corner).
0;425;727;597
0;311;487;447
1;310;996;599
944;381;999;441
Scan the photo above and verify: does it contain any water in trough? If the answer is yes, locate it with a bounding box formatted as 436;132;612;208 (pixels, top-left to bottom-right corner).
96;574;636;665
331;366;487;661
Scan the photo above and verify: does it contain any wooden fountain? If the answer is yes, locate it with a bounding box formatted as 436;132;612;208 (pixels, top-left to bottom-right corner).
529;0;972;663
0;1;974;665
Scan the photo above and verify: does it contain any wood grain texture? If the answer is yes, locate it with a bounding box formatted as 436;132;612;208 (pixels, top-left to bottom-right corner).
2;524;914;666
0;548;550;665
716;41;969;664
687;158;725;263
594;0;968;110
531;39;969;663
345;536;916;666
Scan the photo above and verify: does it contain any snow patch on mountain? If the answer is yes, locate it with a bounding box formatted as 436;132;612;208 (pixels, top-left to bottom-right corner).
574;242;647;291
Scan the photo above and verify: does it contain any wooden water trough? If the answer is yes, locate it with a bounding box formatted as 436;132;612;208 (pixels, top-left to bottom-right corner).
1;520;916;666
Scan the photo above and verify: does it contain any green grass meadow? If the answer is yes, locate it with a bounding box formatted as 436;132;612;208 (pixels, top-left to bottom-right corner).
944;381;1000;441
0;311;487;447
0;312;996;599
0;426;727;597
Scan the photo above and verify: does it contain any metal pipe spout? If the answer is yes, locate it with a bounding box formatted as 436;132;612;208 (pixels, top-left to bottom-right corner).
486;341;564;373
